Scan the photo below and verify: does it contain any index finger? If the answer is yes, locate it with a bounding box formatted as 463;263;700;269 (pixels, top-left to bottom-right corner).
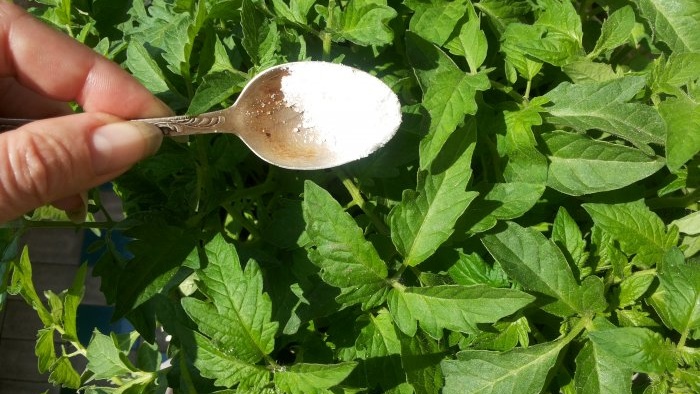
0;2;171;118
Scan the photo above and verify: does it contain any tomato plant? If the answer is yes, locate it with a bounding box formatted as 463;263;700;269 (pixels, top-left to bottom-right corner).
2;0;700;393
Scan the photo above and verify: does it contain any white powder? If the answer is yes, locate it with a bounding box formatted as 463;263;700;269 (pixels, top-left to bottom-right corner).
280;62;402;165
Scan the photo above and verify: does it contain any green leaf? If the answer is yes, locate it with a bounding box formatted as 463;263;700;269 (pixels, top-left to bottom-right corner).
442;340;565;394
650;53;700;95
475;0;531;33
446;18;488;72
420;76;489;168
45;290;63;326
36;328;57;374
542;130;665;195
551;207;588;269
482;222;606;317
356;309;401;357
160;14;194;75
562;60;620;83
10;247;52;326
49;356;81;389
590;227;631;279
535;0;583;44
274;362;357;394
387;284;534;338
136;341;162;372
648;248;700;334
390;122;478;266
502;104;549;185
241;0;280;67
502;0;583;71
115;226;196;317
209;35;237;74
353;310;404;390
406;32;490;168
579;275;608;316
660;95;700;171
500;24;543;81
86;331;135;381
336;0;397;47
303;181;389;309
637;0;700;53
398;330;446;394
521;32;580;67
0;228;18;309
466;182;546;234
129;1;206;79
471;316;530;352
618;270;655;308
574;341;632;394
544;77;666;154
408;0;466;46
583;200;677;268
590;6;635;57
125;41;182;102
587;327;676;374
447;252;509;288
672;210;700;235
182;235;278;364
271;0;315;24
191;332;270;389
62;263;86;342
187;70;247;115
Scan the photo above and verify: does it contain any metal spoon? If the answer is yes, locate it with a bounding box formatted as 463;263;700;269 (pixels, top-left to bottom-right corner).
0;61;402;170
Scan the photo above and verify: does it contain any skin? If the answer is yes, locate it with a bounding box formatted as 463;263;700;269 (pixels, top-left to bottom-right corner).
0;2;172;223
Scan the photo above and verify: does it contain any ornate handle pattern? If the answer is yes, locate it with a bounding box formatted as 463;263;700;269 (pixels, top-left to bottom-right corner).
0;112;230;136
140;114;227;136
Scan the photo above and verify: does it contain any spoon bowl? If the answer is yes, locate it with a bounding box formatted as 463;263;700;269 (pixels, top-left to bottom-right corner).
0;61;402;170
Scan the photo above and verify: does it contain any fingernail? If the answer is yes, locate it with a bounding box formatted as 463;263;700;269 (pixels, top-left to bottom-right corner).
90;121;163;176
66;192;88;224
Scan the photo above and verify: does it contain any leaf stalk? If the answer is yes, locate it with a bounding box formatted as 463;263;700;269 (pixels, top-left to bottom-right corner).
336;169;390;236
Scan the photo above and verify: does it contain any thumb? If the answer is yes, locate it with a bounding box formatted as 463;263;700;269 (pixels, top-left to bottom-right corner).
0;112;162;222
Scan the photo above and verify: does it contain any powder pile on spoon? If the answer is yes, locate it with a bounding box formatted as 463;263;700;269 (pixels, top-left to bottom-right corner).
279;62;402;163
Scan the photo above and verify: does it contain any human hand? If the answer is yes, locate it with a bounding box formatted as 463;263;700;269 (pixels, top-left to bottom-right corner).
0;2;172;223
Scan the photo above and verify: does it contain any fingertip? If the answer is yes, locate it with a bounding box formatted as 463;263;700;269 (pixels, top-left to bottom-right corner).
52;192;87;224
0;112;166;222
90;120;163;176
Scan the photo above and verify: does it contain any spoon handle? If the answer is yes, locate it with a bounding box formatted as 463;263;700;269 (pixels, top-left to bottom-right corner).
0;111;230;136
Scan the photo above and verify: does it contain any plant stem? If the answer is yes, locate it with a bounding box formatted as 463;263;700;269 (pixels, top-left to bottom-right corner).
223;203;262;241
391;264;408;282
194;138;213;213
647;188;700;210
336;169;390;236
679;328;690;349
55;325;88;357
561;315;591;345
524;79;532;101
16;220;114;230
389;277;406;291
187;172;277;227
91;187;114;224
490;79;525;103
322;0;336;60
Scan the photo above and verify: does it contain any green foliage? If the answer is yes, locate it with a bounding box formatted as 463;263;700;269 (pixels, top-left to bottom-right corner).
303;180;389;309
443;338;568;394
9;0;700;392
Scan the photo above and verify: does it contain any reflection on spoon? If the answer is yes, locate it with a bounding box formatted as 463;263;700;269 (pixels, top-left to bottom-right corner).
0;61;402;170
